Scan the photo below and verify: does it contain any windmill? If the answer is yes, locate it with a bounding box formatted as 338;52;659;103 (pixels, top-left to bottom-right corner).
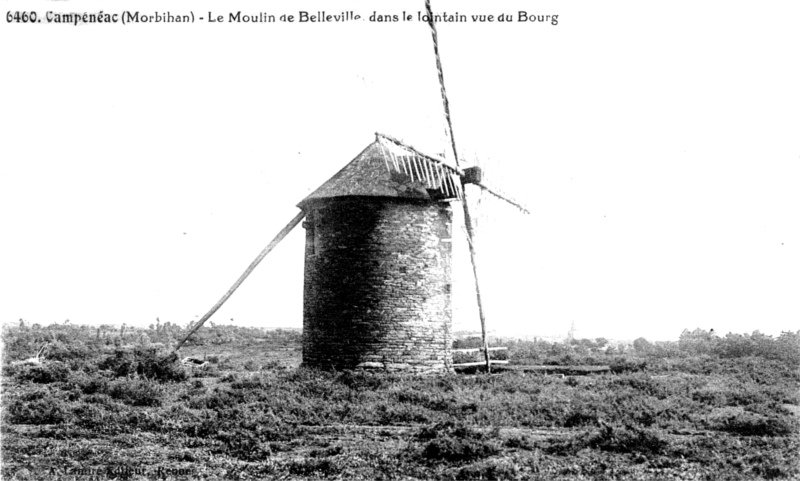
175;0;530;373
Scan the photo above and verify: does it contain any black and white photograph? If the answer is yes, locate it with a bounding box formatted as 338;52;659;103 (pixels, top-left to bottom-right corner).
1;0;799;479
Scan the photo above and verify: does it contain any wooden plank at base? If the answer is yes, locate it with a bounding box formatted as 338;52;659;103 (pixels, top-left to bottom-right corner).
452;360;510;367
505;365;611;374
452;347;508;353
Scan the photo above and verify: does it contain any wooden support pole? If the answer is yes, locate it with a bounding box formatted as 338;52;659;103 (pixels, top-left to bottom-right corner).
173;210;306;353
461;195;492;372
424;0;492;372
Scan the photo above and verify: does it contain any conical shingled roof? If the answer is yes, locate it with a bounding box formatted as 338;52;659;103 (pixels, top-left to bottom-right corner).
297;140;435;208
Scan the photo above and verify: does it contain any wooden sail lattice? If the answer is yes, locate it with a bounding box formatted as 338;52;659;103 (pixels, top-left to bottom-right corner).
376;133;463;201
377;132;529;214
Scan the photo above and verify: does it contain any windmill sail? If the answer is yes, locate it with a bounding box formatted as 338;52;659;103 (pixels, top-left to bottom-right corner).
376;132;528;214
376;133;464;201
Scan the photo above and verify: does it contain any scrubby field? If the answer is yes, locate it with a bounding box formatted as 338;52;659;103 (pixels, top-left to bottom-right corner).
2;323;799;480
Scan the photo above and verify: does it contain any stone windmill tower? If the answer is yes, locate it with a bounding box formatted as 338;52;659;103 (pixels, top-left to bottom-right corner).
298;137;456;372
295;133;526;373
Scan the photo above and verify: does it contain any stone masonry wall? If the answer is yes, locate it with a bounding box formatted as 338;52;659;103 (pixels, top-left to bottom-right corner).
301;197;453;373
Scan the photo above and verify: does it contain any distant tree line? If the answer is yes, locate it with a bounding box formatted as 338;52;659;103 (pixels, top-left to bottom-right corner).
4;319;302;362
6;320;798;367
633;328;800;365
452;329;800;367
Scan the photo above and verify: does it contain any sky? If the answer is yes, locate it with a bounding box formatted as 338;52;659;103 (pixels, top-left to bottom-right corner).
1;0;799;341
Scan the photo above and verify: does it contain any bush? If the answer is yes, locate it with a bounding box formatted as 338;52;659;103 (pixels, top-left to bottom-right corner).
9;361;71;384
216;428;271;461
7;397;69;424
135;351;187;382
417;422;500;463
456;458;523;480
545;424;667;456
337;370;392;390
187;388;238;410
709;410;798;436
287;457;343;477
610;358;647;374
503;434;536;451
106;379;163;407
588;425;667;454
78;376;109;396
98;349;136;377
376;401;437;424
99;348;186;382
564;410;598;428
422;436;499;463
44;342;96;364
73;404;124;432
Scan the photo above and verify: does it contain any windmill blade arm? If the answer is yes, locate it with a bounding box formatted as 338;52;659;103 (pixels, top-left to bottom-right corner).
474;181;530;214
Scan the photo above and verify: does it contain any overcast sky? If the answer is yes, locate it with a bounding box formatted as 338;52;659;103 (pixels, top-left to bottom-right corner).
2;0;798;341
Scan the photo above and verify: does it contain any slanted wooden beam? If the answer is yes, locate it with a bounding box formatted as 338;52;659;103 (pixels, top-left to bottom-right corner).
173;211;306;352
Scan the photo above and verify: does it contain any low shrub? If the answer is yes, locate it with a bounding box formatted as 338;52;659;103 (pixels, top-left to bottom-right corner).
229;376;269;390
44;342;97;365
216;428;271;461
610;358;647;374
393;390;478;418
376;401;437;424
456;458;523;480
98;349;137;377
287;457;343;477
545;424;667;456
99;348;186;382
709;410;798;436
9;361;71;384
587;425;667;455
417;421;500;463
564;410;598;428
610;374;669;398
422;435;499;463
337;370;393;390
73;404;120;432
106;379;163;407
187;388;238;410
78;377;109;396
7;397;69;424
503;434;536;451
135;351;187;382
